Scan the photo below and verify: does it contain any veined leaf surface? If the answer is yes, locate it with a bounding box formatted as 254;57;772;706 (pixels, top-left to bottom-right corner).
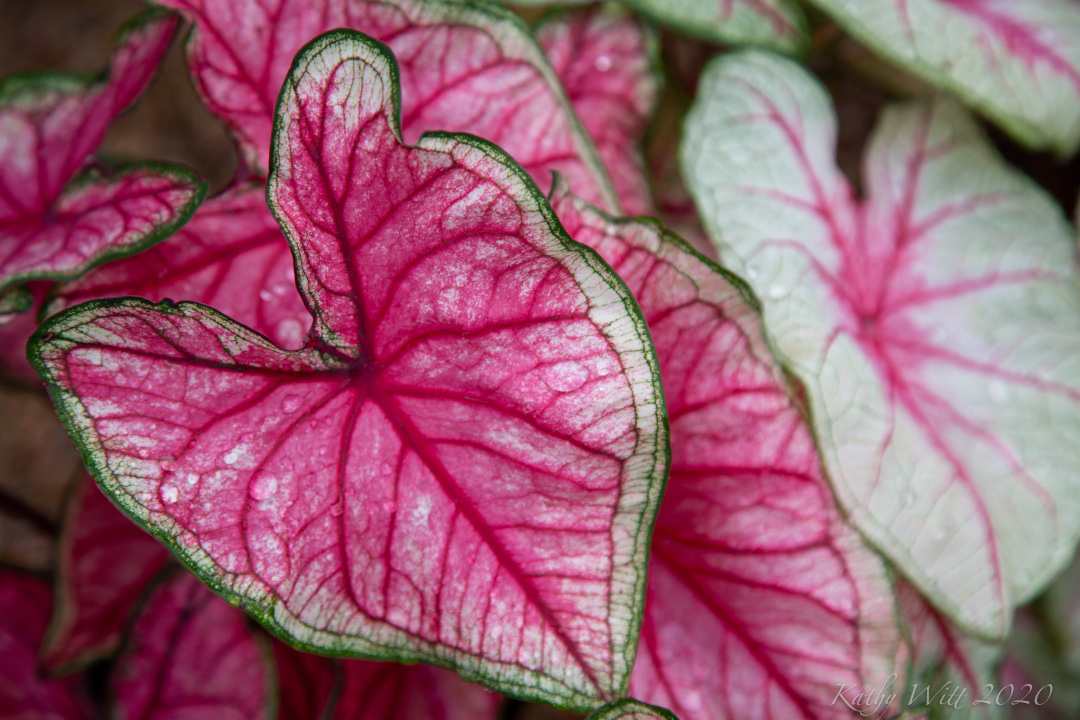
806;0;1080;155
32;32;666;709
552;184;904;720
157;0;617;210
537;6;658;217
0;12;206;303
682;50;1080;639
621;0;807;54
111;570;276;720
40;473;171;675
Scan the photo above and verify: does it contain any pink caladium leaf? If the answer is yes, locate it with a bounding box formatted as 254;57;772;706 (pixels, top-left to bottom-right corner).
587;698;679;720
0;281;52;383
683;50;1080;640
0;570;94;718
551;184;904;720
0;10;207;307
51;183;310;350
806;0;1080;155
537;6;658;217
332;658;501;719
39;473;171;675
156;0;618;211
31;31;666;709
111;569;276;720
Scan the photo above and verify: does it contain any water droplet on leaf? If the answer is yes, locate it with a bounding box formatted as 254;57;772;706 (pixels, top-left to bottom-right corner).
250;475;278;501
161;485;179;504
161;457;177;471
594;55;612;72
259;290;273;302
223;448;240;465
281;394;302;413
330;502;344;517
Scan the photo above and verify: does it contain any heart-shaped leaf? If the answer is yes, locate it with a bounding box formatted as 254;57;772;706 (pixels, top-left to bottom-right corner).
52;183;310;350
587;698;679;720
111;569;275;720
157;0;617;210
0;10;206;306
40;473;171;675
806;0;1080;155
32;31;666;709
551;184;904;720
0;570;93;718
682;50;1080;639
537;6;658;217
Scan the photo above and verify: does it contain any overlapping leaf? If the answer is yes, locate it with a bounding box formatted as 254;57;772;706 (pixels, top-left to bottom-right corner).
682;50;1080;639
0;10;206;307
111;569;275;720
32;31;665;709
156;0;617;210
551;184;904;720
332;657;501;719
0;570;93;718
53;184;310;350
806;0;1080;155
620;0;808;54
537;6;658;216
40;473;171;675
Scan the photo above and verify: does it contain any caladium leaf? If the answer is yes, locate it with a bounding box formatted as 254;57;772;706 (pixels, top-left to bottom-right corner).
805;0;1080;155
620;0;808;54
0;570;93;718
111;569;276;720
40;473;171;675
682;50;1080;640
550;184;904;720
51;183;310;350
537;6;658;217
332;658;501;719
32;31;666;709
156;0;618;211
0;11;207;305
587;698;678;720
897;581;1001;719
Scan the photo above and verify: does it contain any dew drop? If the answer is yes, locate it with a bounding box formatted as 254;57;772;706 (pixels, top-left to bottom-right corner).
222;448;240;465
380;463;392;475
160;457;177;472
382;500;397;513
988;380;1009;404
768;284;786;299
324;417;334;427
185;473;199;486
259;289;273;302
310;418;321;429
543;360;589;393
594;55;612;72
137;448;149;459
161;485;179;504
281;394;302;413
250;475;278;501
271;283;288;296
330;501;344;517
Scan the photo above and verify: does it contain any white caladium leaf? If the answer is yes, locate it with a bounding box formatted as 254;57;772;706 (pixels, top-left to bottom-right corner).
682;50;1080;640
621;0;808;54
31;31;666;710
806;0;1080;155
